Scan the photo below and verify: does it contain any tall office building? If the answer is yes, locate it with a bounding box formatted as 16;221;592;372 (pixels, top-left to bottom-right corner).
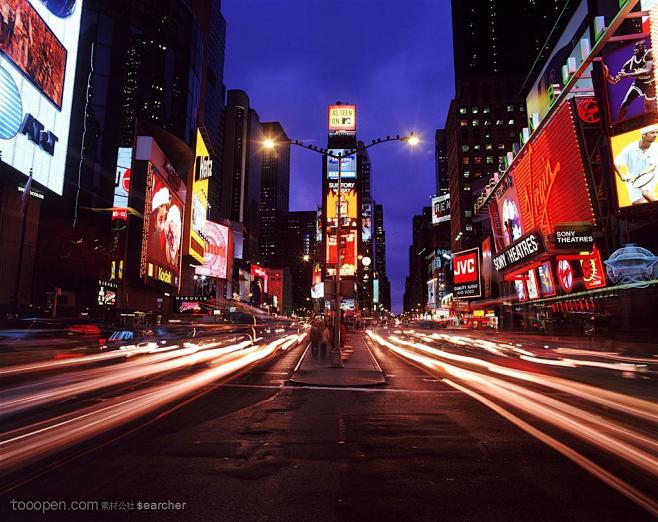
404;207;432;313
220;90;263;259
30;0;225;314
287;211;318;311
260;122;291;261
357;141;372;199
434;129;449;195
446;0;580;251
373;204;391;311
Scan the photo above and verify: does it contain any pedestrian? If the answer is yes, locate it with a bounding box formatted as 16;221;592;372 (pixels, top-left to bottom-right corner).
310;320;321;358
320;322;332;360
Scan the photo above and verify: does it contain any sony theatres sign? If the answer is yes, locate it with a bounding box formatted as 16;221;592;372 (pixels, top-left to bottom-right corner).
493;231;547;272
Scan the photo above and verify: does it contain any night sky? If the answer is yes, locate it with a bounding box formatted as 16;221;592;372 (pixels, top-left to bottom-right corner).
223;0;455;312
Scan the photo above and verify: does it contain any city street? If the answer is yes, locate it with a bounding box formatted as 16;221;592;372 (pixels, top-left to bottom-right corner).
0;329;655;521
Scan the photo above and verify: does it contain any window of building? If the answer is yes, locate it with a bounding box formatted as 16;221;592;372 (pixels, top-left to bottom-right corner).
461;145;470;152
498;143;506;150
483;106;490;114
471;106;479;114
466;224;473;231
486;143;493;151
508;119;515;125
484;120;491;126
472;119;479;126
459;107;468;115
464;184;471;191
474;156;482;165
519;105;526;112
463;157;470;165
463;170;470;178
486;156;494;164
473;144;481;151
465;210;472;218
460;119;468;127
507;105;514;112
496;119;504;125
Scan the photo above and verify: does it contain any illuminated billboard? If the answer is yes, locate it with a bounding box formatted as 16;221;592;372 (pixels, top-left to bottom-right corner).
538;262;556;297
362;202;373;242
508;101;595;237
0;0;82;195
327;150;357;179
453;248;481;298
611;125;658;207
431;194;450;224
112;147;133;222
602;34;655;125
184;130;211;264
495;177;523;247
328;105;356;134
581;247;607;290
327;184;357;221
326;230;358;276
141;163;184;288
195;221;229;280
311;282;324;299
526;269;540;300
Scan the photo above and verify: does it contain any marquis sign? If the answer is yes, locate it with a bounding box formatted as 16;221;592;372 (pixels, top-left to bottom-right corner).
493;230;546;272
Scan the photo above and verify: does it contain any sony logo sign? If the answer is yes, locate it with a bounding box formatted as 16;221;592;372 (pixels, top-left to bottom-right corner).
493;231;546;272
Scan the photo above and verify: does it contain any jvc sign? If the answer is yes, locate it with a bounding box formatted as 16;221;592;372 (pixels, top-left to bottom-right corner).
453;248;481;298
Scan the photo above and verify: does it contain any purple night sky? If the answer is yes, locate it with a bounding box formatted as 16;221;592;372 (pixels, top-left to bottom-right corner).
222;0;455;312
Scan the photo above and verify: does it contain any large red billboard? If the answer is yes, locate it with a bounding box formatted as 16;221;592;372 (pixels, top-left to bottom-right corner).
453;248;481;298
510;101;596;237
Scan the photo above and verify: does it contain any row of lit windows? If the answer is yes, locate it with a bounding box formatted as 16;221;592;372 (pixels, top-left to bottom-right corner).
463;156;505;165
461;143;506;152
460;119;515;127
459;104;523;115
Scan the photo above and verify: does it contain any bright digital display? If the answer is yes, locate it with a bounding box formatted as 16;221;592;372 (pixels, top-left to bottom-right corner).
602;34;655;125
327;149;357;179
507;101;595;237
327;185;357;221
141;163;184;288
112;147;133;222
373;278;380;304
195;221;229;280
185;130;210;264
328;105;356;133
514;280;528;302
0;0;81;195
538;262;556;297
326;230;358;276
311;282;324;299
611;125;658;208
362;202;373;242
581;246;607;290
431;194;450;224
453;248;481;298
526;269;540;300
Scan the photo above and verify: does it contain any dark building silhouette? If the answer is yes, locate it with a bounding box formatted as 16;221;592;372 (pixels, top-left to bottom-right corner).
435;129;449;195
220;90;263;259
357;141;372;199
287;210;318;312
403;207;432;313
446;0;580;251
260;122;291;261
373;203;391;311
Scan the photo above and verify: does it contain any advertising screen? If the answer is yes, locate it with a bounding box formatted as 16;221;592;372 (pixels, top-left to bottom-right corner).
431;194;450;224
239;268;251;301
97;280;117;306
611;125;658;207
326;230;357;276
112;147;133;222
141;163;184;287
327;184;357;221
311;282;324;299
195;221;229;279
526;269;540;300
509;101;595;237
514;280;528;302
495;177;523;247
580;246;607;289
316;207;323;242
556;258;575;293
453;248;481;298
328;105;356;134
0;0;82;195
538;261;556;297
327;150;357;179
602;34;655;125
481;237;493;298
185;130;211;264
427;278;437;307
373;278;380;304
362;202;373;242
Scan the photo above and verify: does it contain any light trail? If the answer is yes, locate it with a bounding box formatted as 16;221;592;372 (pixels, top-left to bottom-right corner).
0;333;305;478
367;330;658;516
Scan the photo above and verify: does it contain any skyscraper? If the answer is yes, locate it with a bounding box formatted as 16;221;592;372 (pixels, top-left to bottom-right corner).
357;141;372;199
445;0;580;251
260;122;291;261
434;129;449;195
374;204;391;311
287;211;318;311
220;90;263;259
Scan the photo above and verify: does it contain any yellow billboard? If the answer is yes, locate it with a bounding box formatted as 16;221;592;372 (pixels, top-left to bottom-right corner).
186;130;212;264
326;186;357;221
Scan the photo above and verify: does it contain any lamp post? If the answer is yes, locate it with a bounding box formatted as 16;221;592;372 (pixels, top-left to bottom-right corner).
264;132;419;365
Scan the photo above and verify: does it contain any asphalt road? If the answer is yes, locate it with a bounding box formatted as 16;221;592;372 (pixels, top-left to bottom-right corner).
0;332;654;522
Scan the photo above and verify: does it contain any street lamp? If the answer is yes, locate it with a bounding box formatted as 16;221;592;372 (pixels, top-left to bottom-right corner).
264;132;418;367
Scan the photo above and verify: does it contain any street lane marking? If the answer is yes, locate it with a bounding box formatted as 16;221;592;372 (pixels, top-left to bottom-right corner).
224;383;462;394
